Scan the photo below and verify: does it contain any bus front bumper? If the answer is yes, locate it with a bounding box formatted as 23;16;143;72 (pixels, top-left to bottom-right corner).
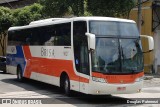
88;80;143;95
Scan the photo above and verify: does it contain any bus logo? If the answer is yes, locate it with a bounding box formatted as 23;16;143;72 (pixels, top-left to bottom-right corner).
7;46;17;54
11;47;15;53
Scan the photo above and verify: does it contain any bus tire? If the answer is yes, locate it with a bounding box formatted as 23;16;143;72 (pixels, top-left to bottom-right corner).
64;75;70;96
17;66;24;81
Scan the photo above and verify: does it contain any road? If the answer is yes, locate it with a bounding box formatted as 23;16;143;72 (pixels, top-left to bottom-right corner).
0;71;160;107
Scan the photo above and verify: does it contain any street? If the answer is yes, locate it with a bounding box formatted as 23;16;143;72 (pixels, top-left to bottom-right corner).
0;71;160;107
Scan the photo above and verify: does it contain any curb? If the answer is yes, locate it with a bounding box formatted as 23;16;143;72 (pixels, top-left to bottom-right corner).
144;76;154;80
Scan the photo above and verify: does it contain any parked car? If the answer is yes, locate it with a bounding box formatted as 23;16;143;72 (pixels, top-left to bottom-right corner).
0;56;6;73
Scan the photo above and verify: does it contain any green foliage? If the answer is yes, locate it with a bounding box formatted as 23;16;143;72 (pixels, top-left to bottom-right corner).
13;3;43;26
87;0;135;17
0;7;14;55
0;4;43;55
39;0;86;17
68;0;84;16
39;0;135;17
0;7;13;31
39;0;69;17
15;9;33;25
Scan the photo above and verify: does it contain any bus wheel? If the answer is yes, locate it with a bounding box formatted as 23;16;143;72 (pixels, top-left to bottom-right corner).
17;67;23;81
64;76;70;96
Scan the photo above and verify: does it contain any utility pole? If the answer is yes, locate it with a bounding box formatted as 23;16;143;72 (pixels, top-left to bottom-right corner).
138;0;142;34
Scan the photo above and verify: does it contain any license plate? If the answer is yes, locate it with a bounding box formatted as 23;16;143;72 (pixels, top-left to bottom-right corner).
117;87;126;91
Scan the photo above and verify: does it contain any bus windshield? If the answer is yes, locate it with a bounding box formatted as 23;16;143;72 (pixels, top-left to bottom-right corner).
89;21;143;74
89;21;139;37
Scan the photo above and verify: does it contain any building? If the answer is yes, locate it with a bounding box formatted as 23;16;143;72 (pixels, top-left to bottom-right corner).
130;0;160;73
0;0;38;9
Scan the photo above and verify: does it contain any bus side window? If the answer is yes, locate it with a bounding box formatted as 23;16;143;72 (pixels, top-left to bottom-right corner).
8;31;15;45
54;23;71;46
42;23;71;46
13;30;28;45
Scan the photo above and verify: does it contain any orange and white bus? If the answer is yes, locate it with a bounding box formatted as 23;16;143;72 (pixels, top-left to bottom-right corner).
6;17;152;95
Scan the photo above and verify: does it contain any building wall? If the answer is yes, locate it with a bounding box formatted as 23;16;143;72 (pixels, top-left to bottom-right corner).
129;0;160;73
130;1;153;36
129;1;154;73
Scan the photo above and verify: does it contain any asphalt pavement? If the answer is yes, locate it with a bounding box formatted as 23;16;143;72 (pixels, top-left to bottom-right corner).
0;71;160;107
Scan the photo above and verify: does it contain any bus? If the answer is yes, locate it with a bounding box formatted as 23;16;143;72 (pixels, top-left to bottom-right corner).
6;17;152;95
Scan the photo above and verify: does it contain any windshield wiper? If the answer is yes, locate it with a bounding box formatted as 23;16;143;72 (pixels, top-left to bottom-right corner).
120;46;124;59
134;37;140;46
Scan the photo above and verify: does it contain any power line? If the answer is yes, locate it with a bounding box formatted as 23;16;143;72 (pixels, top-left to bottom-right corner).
3;0;14;9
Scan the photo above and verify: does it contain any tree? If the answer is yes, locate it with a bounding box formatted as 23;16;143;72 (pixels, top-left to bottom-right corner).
39;0;86;17
39;0;69;17
0;7;13;55
0;4;43;55
68;0;85;16
39;0;135;17
13;3;43;26
87;0;135;17
14;9;33;26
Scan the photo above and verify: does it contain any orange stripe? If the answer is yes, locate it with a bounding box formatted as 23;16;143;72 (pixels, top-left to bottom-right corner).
23;46;89;83
92;72;144;84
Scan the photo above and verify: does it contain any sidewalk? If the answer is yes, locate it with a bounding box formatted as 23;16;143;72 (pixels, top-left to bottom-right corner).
143;73;160;88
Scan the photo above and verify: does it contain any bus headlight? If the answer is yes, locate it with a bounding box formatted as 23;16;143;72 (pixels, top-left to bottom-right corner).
135;76;144;82
92;77;106;83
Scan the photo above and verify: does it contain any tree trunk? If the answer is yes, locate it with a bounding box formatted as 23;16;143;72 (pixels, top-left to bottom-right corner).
0;31;7;56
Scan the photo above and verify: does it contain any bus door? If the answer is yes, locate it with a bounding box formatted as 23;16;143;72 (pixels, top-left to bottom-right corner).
73;21;90;93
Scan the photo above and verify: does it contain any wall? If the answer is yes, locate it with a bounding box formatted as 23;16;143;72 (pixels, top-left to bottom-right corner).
129;1;154;73
154;30;160;73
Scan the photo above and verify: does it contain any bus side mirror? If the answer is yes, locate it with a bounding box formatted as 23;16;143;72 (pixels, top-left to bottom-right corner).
140;35;154;53
85;33;96;50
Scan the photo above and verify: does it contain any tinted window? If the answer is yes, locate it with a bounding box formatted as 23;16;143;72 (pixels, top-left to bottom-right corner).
73;21;90;75
46;23;71;46
89;21;139;37
8;22;71;46
36;23;71;46
8;30;29;45
8;31;14;45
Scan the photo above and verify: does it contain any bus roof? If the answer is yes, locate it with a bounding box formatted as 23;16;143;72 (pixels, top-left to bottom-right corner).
29;18;66;25
8;17;136;31
73;17;135;23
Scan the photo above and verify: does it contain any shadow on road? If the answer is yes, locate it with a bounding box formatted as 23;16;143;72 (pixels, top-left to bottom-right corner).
1;77;61;93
